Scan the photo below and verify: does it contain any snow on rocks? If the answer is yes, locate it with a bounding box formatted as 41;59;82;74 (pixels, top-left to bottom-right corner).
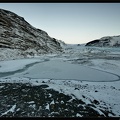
1;104;16;117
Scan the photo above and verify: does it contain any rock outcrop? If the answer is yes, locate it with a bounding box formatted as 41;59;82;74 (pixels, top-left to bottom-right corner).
0;8;63;60
86;35;120;47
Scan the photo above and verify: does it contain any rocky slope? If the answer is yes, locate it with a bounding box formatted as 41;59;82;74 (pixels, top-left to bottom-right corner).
0;8;63;60
85;35;120;47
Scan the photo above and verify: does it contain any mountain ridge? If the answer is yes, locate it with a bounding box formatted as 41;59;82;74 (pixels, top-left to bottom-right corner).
85;35;120;47
0;8;63;60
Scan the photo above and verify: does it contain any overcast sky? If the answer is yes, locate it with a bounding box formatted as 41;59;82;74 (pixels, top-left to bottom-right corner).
0;3;120;44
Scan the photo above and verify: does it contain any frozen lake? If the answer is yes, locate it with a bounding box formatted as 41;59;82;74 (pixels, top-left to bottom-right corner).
1;59;119;82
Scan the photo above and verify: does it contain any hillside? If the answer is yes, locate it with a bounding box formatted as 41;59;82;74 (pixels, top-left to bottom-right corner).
85;35;120;47
0;8;63;60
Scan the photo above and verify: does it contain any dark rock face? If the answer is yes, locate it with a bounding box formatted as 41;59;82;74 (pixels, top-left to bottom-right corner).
86;40;100;46
85;35;120;47
0;9;63;58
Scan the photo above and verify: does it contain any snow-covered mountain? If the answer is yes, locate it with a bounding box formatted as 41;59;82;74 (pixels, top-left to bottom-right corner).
85;35;120;47
0;8;63;60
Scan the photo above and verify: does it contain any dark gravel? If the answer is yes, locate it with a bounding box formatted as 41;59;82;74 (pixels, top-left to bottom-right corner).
0;83;115;117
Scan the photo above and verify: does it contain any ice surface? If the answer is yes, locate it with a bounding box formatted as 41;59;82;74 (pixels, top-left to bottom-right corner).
0;58;41;72
8;59;119;82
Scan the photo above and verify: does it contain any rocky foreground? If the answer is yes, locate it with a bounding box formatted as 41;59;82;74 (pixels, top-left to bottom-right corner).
0;82;114;117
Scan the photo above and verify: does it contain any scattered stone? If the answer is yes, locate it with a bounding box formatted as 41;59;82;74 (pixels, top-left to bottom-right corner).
75;88;79;90
39;85;49;88
82;95;85;98
93;100;99;105
95;90;98;92
42;81;45;83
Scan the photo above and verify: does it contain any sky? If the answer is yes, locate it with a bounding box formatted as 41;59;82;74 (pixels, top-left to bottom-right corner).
0;3;120;44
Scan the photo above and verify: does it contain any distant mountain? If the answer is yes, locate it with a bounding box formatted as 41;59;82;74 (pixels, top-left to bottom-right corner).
85;35;120;47
0;8;63;60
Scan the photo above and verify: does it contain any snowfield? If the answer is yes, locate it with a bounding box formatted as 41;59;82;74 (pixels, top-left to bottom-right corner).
0;44;120;117
0;58;41;72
